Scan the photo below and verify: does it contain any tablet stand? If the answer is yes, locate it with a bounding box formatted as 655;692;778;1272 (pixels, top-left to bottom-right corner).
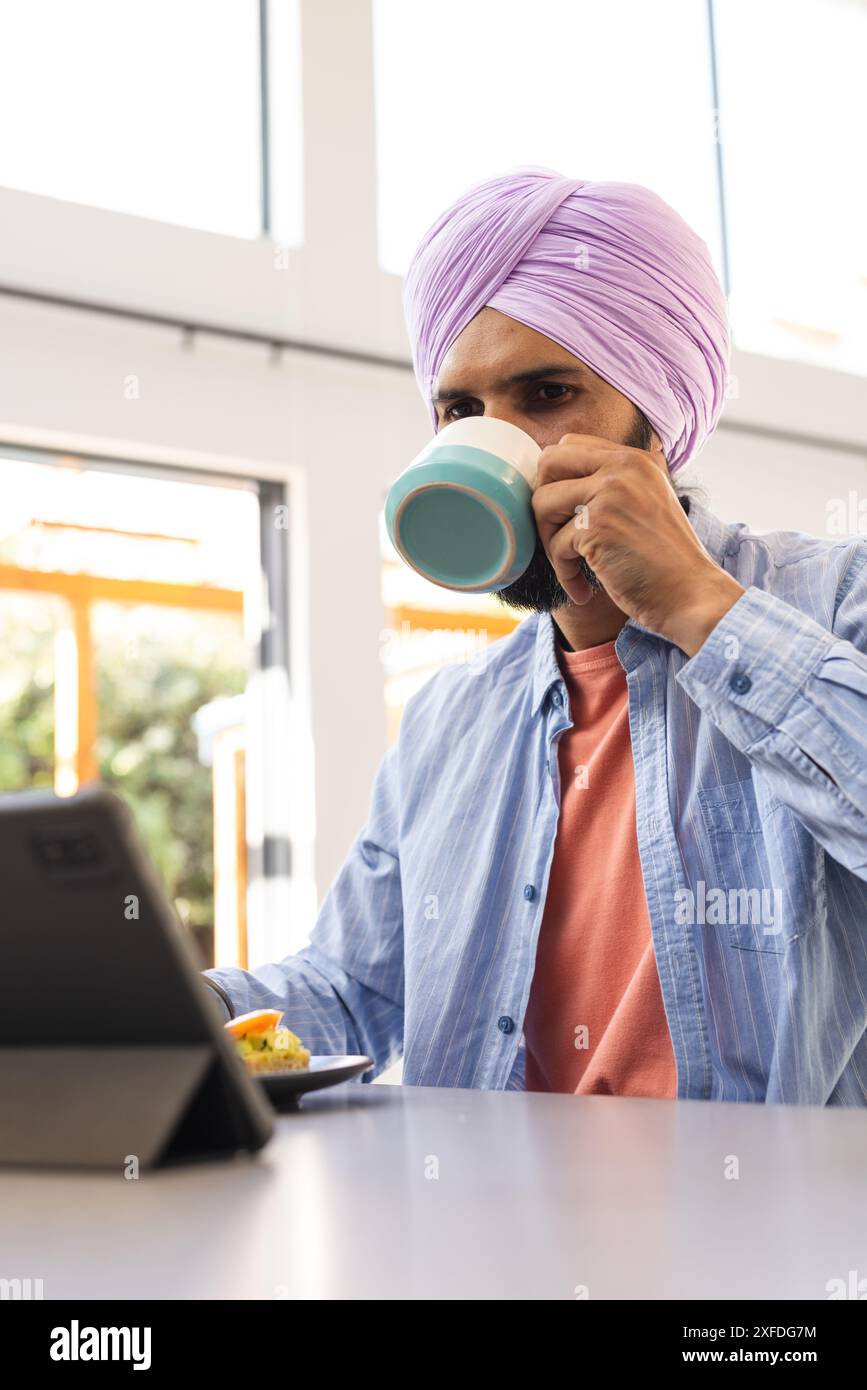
0;1045;232;1168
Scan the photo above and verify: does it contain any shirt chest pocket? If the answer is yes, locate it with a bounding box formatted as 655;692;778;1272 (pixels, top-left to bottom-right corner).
696;780;789;954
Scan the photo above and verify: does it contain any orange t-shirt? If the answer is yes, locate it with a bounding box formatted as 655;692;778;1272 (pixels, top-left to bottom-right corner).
523;637;677;1099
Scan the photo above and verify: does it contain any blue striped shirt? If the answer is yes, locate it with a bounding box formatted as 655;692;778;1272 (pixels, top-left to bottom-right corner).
208;503;867;1104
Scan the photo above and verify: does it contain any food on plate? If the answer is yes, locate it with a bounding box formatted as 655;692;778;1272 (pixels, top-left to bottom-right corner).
225;1009;310;1074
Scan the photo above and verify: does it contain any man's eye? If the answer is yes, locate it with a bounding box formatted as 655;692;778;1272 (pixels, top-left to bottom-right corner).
534;383;571;404
443;400;478;422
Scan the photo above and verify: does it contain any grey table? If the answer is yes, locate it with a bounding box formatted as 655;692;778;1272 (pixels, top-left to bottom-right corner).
1;1083;865;1300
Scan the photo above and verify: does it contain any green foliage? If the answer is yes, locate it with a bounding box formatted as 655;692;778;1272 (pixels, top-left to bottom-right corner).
0;596;57;789
94;604;248;935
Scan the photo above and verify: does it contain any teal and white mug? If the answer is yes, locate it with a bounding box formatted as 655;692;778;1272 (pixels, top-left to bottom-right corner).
385;417;541;594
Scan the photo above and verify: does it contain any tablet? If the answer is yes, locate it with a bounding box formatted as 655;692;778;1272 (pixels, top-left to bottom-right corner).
0;783;274;1168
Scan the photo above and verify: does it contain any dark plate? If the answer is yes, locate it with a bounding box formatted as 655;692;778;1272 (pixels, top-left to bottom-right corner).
257;1055;373;1111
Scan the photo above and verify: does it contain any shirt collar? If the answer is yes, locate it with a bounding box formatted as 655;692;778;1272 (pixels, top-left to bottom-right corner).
530;502;739;712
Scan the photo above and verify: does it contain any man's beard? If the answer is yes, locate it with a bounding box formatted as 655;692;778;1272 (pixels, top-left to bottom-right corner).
495;410;654;616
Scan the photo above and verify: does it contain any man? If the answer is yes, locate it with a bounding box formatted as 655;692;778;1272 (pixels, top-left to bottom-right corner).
205;169;867;1104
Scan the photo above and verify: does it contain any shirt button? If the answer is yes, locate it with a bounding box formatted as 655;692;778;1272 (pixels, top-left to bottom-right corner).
498;1015;515;1034
523;883;536;901
730;672;752;695
551;690;563;708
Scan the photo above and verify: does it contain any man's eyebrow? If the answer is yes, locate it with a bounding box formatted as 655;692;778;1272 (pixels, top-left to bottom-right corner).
432;364;586;403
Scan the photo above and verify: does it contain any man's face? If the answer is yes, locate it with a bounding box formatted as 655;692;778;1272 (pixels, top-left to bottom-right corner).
432;307;656;613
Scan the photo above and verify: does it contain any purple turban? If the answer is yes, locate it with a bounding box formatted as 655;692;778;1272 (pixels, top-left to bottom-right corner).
402;168;730;473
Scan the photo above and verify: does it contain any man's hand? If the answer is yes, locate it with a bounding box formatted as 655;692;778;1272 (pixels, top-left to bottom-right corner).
531;433;746;657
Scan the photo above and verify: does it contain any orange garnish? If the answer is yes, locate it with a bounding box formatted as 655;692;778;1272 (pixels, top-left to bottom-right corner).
225;1009;283;1039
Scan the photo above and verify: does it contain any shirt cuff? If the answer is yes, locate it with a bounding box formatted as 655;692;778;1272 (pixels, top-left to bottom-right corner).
675;585;836;738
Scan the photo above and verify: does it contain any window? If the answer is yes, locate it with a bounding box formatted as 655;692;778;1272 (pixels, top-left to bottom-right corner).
714;0;867;375
0;452;265;969
0;0;300;242
379;514;520;742
373;0;723;279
